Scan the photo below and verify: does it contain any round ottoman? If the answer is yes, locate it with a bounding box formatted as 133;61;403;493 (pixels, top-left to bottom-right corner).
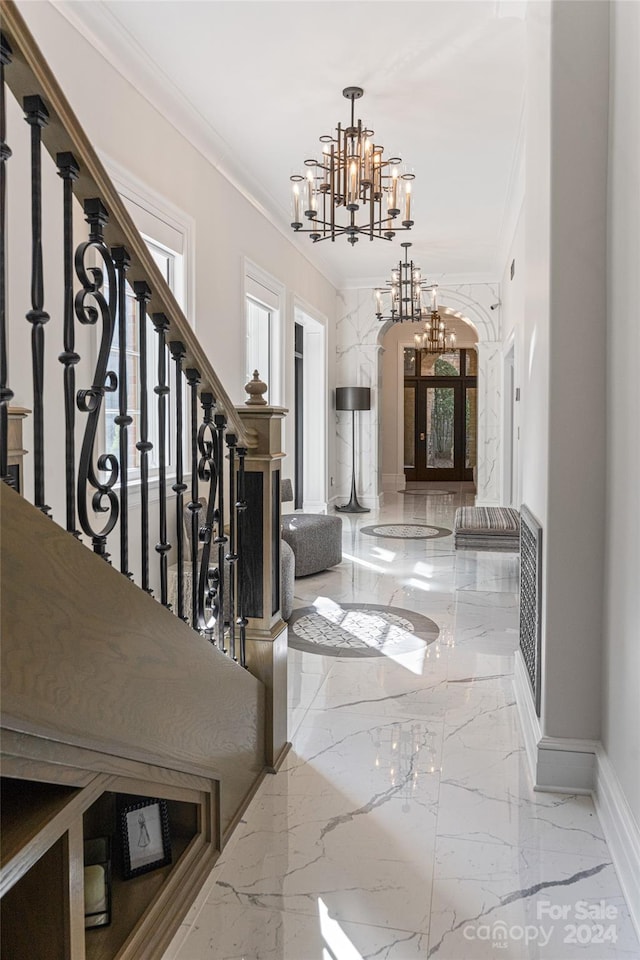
282;513;342;577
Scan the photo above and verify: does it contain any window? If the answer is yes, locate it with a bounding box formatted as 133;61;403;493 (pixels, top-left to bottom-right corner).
244;262;284;405
245;296;272;397
104;238;182;482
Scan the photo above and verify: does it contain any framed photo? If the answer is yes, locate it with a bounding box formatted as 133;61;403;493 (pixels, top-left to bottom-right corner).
120;798;172;880
84;837;111;928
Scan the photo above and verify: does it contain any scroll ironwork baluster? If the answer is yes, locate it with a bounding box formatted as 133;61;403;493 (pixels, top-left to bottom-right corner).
0;35;14;487
152;312;171;605
133;281;153;593
75;198;119;559
56;152;81;535
169;341;187;621
197;391;220;647
236;444;248;668
24;94;50;515
112;246;133;578
225;433;238;662
186;368;201;629
214;412;227;653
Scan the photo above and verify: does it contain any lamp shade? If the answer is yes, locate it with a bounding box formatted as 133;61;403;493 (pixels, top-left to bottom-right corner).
336;386;371;411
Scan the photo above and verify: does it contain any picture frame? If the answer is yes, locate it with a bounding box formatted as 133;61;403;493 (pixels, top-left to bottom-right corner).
84;837;112;928
120;797;172;880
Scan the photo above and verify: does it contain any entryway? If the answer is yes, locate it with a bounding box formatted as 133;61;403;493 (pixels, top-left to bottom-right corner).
403;347;477;482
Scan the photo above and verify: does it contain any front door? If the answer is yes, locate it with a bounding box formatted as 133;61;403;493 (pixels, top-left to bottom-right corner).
404;348;477;482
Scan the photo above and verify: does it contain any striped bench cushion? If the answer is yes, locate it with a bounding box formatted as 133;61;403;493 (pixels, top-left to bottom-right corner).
454;506;520;551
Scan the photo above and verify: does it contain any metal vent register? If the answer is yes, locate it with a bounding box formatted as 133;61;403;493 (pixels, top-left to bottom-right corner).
519;505;543;715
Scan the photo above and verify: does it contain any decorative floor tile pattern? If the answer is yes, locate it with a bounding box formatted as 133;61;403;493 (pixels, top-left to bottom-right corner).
288;602;439;657
164;489;640;960
361;522;452;540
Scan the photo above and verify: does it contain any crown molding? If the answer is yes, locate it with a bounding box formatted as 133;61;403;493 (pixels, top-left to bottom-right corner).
51;0;342;291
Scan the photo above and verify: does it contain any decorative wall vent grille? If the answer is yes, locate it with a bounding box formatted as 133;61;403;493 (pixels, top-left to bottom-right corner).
519;504;542;715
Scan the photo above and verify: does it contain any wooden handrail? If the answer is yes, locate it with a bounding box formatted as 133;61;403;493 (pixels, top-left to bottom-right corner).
1;0;248;445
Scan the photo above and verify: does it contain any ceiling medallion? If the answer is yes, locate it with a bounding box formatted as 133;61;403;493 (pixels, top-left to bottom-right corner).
375;243;456;354
290;86;414;245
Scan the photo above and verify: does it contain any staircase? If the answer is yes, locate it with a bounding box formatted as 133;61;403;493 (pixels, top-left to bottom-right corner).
0;3;288;956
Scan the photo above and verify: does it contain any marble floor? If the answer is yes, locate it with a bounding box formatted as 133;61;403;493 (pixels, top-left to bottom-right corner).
164;488;640;960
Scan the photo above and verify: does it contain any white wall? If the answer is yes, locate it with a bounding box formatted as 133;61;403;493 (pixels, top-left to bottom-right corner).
544;0;609;742
603;0;640;821
499;204;525;507
517;0;608;745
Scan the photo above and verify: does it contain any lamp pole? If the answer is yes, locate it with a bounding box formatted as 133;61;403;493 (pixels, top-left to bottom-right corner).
335;386;371;514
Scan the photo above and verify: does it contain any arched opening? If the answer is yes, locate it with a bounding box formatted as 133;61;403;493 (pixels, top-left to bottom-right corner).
379;309;479;491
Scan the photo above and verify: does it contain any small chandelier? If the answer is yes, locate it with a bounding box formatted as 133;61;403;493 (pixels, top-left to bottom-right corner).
375;242;455;353
290;87;415;245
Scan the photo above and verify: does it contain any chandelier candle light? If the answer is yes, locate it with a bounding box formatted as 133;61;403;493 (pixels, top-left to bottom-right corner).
375;243;456;354
290;87;415;245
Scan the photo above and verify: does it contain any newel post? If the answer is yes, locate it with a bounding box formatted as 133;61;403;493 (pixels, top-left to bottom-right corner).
236;374;289;771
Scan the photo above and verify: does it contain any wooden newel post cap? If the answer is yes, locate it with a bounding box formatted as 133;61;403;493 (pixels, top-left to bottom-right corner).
244;370;268;405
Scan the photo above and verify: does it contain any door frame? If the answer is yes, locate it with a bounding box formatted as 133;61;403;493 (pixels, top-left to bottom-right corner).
293;299;328;512
403;348;477;483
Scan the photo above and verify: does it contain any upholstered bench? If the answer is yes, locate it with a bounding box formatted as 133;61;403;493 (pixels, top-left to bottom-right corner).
454;506;520;551
282;513;343;577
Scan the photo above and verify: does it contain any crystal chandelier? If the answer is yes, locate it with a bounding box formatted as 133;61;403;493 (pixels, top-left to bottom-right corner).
290;87;415;245
375;243;455;353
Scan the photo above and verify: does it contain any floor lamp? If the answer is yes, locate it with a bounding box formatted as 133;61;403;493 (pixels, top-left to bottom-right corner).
335;386;371;514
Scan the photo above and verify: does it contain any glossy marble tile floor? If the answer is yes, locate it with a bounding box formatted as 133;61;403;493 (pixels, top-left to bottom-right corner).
164;487;640;960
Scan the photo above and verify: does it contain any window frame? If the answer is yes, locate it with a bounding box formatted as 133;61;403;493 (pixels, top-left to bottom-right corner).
243;259;285;406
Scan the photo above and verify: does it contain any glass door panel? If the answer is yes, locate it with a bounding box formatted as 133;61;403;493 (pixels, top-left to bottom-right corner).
426;387;455;470
404;386;416;468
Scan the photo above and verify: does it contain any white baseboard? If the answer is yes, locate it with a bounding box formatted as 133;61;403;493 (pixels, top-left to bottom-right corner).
594;746;640;939
302;499;328;514
535;736;597;794
513;650;542;780
474;498;501;507
513;652;596;794
382;473;405;492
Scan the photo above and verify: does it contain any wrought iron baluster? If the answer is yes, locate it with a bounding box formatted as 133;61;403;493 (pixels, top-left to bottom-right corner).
186;368;201;630
56;152;81;535
133;281;153;594
112;246;133;578
197;391;220;647
236;444;248;668
169;341;187;622
214;412;228;654
75;198;119;559
225;433;238;662
0;35;14;487
152;313;171;605
23;94;50;515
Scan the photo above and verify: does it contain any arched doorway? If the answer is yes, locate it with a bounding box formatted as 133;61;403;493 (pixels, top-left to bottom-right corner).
379;310;480;490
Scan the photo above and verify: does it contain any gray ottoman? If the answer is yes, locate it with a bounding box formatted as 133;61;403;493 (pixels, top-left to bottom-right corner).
280;539;295;619
282;513;342;577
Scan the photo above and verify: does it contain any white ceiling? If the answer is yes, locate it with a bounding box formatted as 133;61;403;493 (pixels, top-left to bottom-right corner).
66;1;526;289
